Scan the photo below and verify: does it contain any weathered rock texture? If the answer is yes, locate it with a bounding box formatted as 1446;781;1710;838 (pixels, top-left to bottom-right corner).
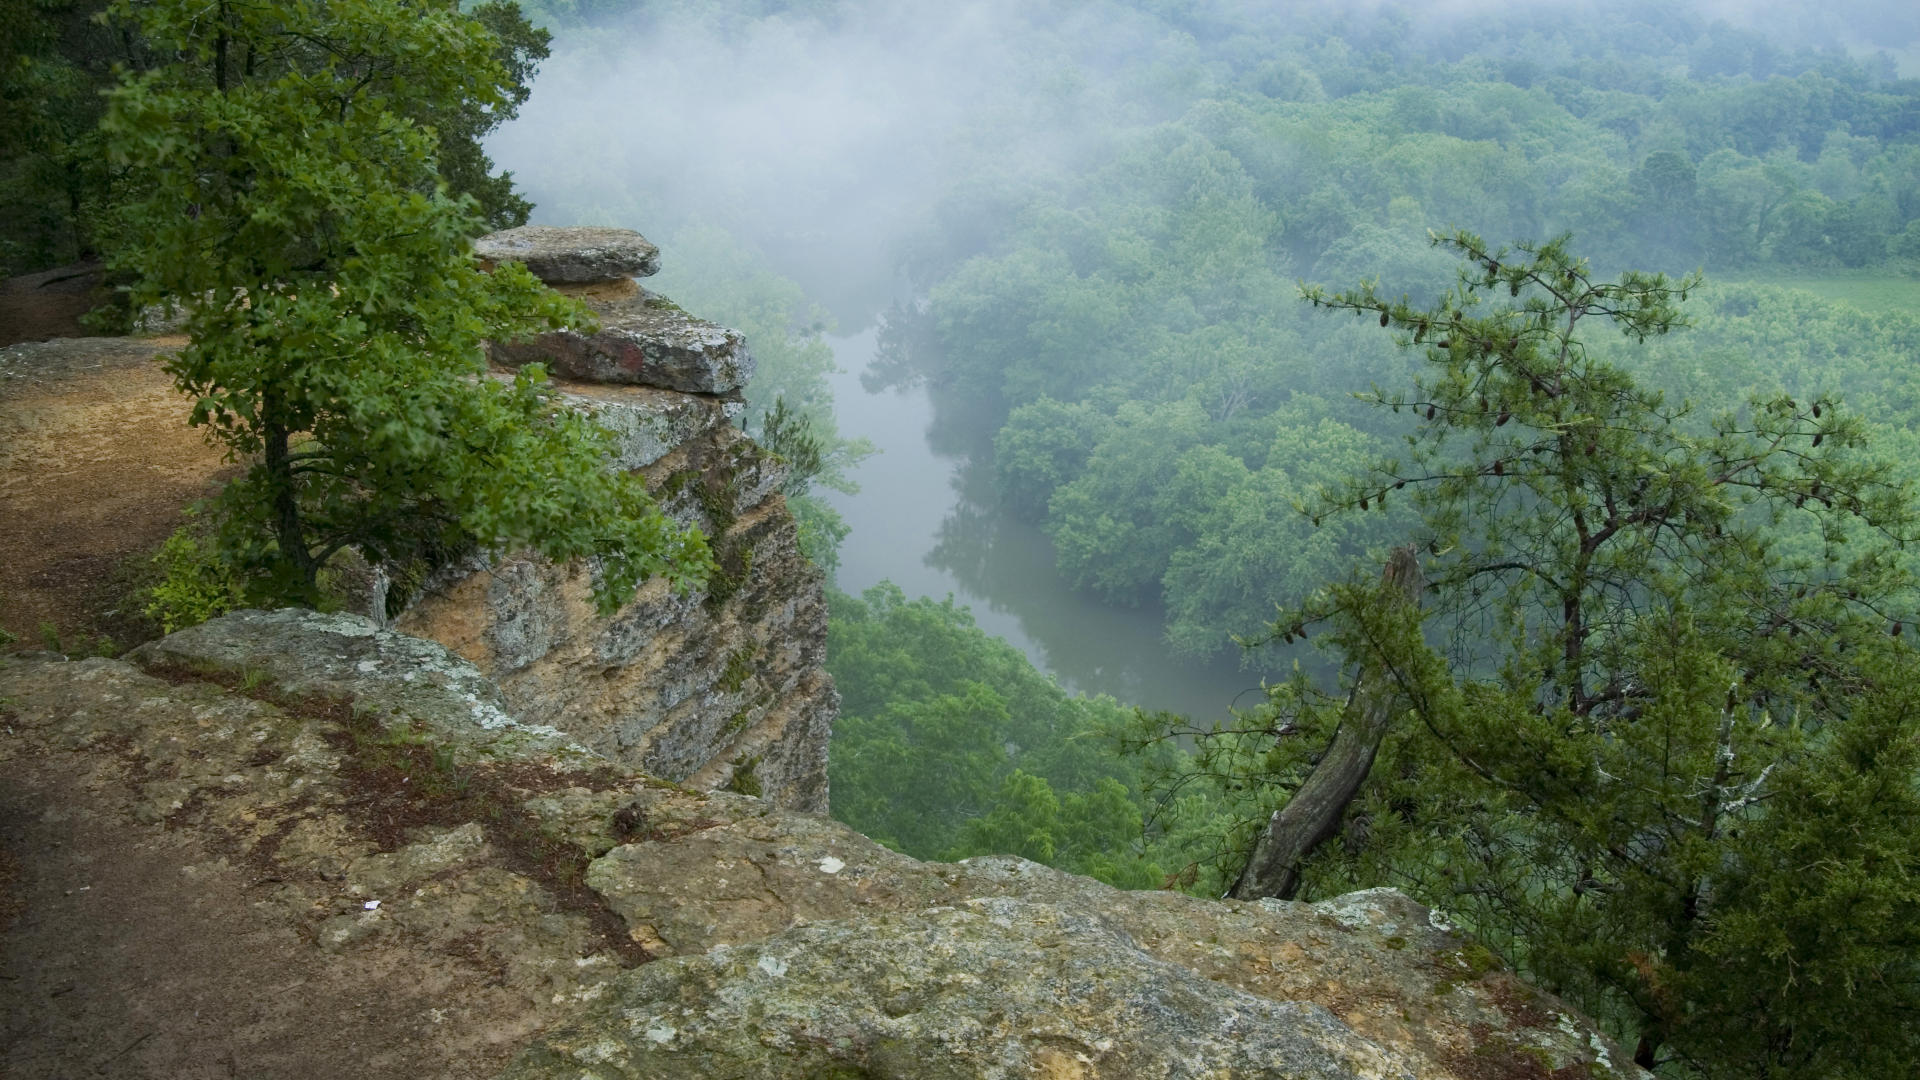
490;290;754;394
474;225;662;282
481;226;751;394
0;614;1643;1080
505;899;1412;1080
396;226;828;814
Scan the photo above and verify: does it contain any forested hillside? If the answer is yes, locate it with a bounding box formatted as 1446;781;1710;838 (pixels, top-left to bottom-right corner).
491;0;1920;653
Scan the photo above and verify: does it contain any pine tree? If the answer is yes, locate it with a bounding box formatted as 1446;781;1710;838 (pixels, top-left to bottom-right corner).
1141;231;1920;1074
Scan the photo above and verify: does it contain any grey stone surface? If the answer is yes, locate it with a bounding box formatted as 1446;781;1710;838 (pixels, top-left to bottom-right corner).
582;799;947;956
566;793;1638;1080
556;381;735;472
0;336;173;382
502;898;1417;1080
475;226;661;283
128;607;599;767
490;291;754;394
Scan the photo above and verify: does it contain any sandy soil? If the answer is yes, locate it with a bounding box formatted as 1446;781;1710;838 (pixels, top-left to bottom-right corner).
0;335;233;651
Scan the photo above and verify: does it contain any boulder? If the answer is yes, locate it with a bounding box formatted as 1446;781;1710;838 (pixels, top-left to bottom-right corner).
128;607;602;769
474;225;661;283
502;898;1416;1080
490;290;754;395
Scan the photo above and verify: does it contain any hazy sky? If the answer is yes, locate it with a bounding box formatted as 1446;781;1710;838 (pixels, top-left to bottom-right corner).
494;1;1178;314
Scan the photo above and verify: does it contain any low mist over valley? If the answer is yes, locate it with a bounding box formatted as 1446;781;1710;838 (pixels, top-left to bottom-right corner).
486;4;1920;1071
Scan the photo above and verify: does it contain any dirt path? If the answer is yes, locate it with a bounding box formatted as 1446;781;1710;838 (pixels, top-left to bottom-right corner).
0;325;616;1079
0;291;640;1076
0;336;233;651
0;752;527;1079
0;662;590;1080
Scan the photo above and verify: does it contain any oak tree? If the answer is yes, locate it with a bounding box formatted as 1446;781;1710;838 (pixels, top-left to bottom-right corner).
102;0;710;610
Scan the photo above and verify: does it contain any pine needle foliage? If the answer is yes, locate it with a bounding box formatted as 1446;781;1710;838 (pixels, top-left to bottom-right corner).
1134;231;1920;1075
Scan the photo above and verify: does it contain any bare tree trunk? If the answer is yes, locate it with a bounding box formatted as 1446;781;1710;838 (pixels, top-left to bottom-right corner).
1229;546;1423;901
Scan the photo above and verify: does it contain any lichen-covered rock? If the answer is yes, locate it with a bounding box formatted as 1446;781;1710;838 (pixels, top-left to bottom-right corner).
583;798;947;955
503;898;1418;1080
475;225;661;283
558;380;740;471
490;290;754;394
944;864;1630;1080
559;801;1635;1080
128;607;600;768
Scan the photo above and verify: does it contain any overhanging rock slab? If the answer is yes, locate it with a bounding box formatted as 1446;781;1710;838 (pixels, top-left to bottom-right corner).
475;225;661;282
491;292;754;395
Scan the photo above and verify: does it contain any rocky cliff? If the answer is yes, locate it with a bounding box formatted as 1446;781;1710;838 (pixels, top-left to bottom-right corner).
0;609;1643;1079
393;226;835;814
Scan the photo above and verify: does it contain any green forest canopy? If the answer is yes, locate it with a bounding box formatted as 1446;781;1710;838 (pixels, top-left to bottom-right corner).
489;0;1920;657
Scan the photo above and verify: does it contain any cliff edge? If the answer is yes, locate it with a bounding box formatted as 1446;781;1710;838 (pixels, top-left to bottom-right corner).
0;610;1641;1079
0;227;837;814
395;226;836;815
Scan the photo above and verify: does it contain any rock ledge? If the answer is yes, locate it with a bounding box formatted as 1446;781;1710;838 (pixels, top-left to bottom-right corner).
490;290;753;394
475;225;661;282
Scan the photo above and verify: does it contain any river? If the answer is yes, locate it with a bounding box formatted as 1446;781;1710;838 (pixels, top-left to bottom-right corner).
819;326;1275;722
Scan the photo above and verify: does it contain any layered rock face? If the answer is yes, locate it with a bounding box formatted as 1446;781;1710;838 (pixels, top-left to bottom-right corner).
395;227;833;813
478;225;749;394
0;614;1645;1080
